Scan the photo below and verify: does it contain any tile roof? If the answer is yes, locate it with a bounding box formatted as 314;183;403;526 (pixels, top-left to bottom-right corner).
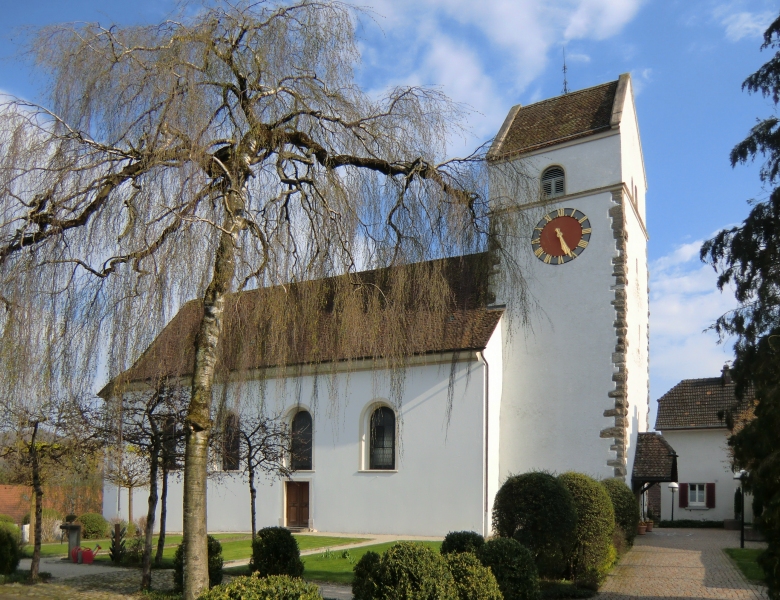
489;79;621;158
655;373;755;430
632;433;678;482
102;253;502;394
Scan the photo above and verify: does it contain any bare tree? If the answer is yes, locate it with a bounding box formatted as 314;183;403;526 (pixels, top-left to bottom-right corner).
104;446;150;531
217;408;292;540
0;402;99;580
0;2;534;596
102;385;187;588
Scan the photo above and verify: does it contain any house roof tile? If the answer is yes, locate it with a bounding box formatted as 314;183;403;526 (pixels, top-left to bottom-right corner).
632;433;677;481
655;373;754;430
489;80;619;158
102;253;502;394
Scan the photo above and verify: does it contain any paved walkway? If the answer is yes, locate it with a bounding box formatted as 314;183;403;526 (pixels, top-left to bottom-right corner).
600;528;768;599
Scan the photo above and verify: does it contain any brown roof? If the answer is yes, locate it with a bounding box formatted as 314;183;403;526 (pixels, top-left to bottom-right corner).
632;433;678;482
655;372;755;430
489;78;622;159
103;253;502;393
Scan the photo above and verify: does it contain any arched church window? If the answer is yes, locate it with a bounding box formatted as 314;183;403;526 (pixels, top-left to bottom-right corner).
541;166;565;198
222;412;240;471
369;407;395;470
291;410;313;470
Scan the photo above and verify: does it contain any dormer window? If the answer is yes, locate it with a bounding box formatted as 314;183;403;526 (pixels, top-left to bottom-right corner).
541;166;565;198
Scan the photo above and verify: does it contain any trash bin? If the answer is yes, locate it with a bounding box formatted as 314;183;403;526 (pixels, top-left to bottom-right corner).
59;524;81;562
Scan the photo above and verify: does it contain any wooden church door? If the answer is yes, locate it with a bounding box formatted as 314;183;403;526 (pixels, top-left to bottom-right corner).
286;482;309;528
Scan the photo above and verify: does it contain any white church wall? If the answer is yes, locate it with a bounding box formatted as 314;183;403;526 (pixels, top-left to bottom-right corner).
498;189;621;481
105;356;489;536
482;320;503;535
659;429;749;523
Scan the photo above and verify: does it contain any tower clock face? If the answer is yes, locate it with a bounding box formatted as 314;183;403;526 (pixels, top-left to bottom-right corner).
531;208;591;265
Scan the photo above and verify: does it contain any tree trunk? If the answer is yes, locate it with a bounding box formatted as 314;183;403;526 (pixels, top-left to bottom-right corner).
155;465;168;567
31;465;43;581
29;422;42;582
183;200;240;600
141;441;160;589
128;485;134;527
249;462;257;542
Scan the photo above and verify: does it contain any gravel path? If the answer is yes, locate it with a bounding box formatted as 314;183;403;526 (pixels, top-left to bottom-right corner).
599;528;768;600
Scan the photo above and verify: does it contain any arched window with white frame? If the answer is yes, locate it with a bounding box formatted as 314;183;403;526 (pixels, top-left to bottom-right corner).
541;166;565;198
369;407;396;470
290;410;313;471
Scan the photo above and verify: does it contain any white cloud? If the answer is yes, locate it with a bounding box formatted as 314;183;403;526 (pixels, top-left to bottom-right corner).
649;239;738;426
352;0;645;151
712;3;775;42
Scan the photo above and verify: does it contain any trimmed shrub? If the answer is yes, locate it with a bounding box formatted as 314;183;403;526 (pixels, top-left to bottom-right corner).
174;535;224;592
446;551;502;600
0;515;14;526
0;526;20;576
558;472;616;589
476;538;540;600
601;478;639;547
376;542;457;599
78;512;109;539
198;573;322;599
250;527;303;578
441;531;485;556
492;471;577;578
352;551;381;600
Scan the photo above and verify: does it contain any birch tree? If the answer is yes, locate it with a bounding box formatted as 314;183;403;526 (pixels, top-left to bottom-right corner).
0;2;534;596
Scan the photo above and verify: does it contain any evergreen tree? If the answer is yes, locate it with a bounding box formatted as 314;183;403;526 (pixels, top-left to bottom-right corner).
701;13;780;598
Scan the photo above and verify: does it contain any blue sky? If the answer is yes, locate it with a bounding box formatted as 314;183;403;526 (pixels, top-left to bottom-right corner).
1;0;776;424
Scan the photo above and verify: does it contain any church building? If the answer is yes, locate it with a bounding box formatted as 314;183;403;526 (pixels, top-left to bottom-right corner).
102;74;650;536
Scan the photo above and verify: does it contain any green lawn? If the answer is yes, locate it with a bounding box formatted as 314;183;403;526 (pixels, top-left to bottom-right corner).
724;548;766;583
22;533;364;567
301;540;442;585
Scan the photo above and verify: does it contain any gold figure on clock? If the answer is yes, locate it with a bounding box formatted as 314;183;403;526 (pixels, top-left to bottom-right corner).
531;208;591;265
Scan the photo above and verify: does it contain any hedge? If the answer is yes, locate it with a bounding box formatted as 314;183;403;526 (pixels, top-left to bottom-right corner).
446;551;502;600
376;542;457;599
601;478;640;546
558;472;616;589
197;574;322;599
440;531;485;556
476;538;540;600
492;471;577;578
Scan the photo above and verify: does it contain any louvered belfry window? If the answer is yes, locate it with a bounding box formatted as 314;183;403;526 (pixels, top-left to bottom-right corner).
541;166;565;198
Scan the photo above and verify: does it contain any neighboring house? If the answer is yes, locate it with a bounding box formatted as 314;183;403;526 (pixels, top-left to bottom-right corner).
655;366;754;523
102;74;650;535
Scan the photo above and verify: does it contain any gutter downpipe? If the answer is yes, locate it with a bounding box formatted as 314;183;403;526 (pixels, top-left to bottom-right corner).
477;351;489;538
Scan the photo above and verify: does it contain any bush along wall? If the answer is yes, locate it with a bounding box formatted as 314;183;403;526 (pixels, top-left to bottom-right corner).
558;473;616;590
78;513;109;540
492;471;577;579
601;478;640;547
476;538;540;600
658;520;724;528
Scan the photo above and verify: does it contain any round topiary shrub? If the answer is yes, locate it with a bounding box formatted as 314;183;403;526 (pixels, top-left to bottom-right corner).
376;542;457;599
492;471;577;578
476;538;540;600
446;551;502;600
558;472;616;589
78;513;109;539
0;526;20;576
601;478;639;547
352;550;381;600
197;573;322;599
440;531;485;556
174;535;224;592
250;527;303;578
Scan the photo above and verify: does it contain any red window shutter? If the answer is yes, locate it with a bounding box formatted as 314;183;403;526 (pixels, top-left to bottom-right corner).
679;483;688;508
706;483;716;508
